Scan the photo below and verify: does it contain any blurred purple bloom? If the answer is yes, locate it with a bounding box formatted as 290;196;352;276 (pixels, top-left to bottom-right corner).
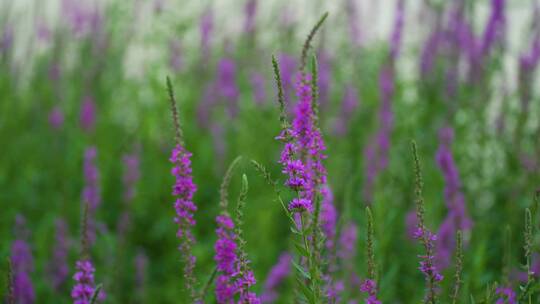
244;0;258;34
435;127;472;269
317;50;332;109
363;65;394;203
277;53;298;107
217;58;240;117
250;72;266;105
71;259;105;303
419;29;442;77
135;251;148;289
390;0;405;60
480;0;506;57
169;39;184;72
200;8;213;59
49;106;65;130
82;147;100;244
214;214;239;303
413;227;444;297
0;25;14;54
495;287;516;304
333;85;359;136
48;219;69;291
321;185;337;250
11;238;35;304
346;0;362;46
80;96;96;133
360;279;381;304
261;253;291;303
339;223;358;260
122;153;140;202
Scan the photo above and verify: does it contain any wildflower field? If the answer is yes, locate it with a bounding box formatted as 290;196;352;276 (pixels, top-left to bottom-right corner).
2;0;540;303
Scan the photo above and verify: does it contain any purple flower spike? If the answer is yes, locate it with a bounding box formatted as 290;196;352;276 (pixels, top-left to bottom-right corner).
82;147;101;245
48;219;69;291
434;127;472;270
390;0;405;60
49;106;65;130
80;96;96;133
244;0;258;34
11;238;35;304
495;287;516;304
261;253;291;303
71;260;105;303
217;58;240;117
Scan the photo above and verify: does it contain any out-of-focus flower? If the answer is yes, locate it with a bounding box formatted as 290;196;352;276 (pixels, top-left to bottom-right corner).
261;253;291;303
49;106;65;130
80;96;96;133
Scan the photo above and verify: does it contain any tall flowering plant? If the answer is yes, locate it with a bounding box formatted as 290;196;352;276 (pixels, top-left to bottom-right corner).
166;77;199;301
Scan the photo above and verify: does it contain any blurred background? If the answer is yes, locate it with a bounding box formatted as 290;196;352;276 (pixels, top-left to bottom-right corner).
1;0;540;303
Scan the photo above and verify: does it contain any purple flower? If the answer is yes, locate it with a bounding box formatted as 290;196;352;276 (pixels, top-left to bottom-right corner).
363;65;394;203
495;287;516;304
360;279;381;304
48;219;69;291
339;223;358;260
288;198;313;213
333;85;359;136
169;39;184;72
200;8;213;60
413;227;444;300
317;50;332;109
122;152;140;202
346;0;362;46
244;0;258;34
82;147;100;244
277;53;298;107
217;58;240;117
214;214;239;303
250;72;267;105
170;144;198;294
49;106;64;130
135;251;148;289
80;96;96;133
261;253;291;303
434;127;472;269
480;0;506;57
321;186;337;250
0;25;14;54
11;239;35;304
389;0;405;60
71;259;105;304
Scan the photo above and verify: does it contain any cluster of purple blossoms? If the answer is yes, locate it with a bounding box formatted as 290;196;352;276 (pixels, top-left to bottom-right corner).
82;147;100;244
278;75;327;213
170;144;198;287
363;65;394;203
200;8;213;60
495;287;516;304
389;0;405;61
333;85;359;136
48;219;70;291
80;96;96;133
261;253;292;303
480;0;506;57
214;214;259;303
217;58;240;118
250;72;267;105
71;260;105;304
434;127;472;269
320;186;337;251
360;279;381;304
413;227;444;286
11;238;35;304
